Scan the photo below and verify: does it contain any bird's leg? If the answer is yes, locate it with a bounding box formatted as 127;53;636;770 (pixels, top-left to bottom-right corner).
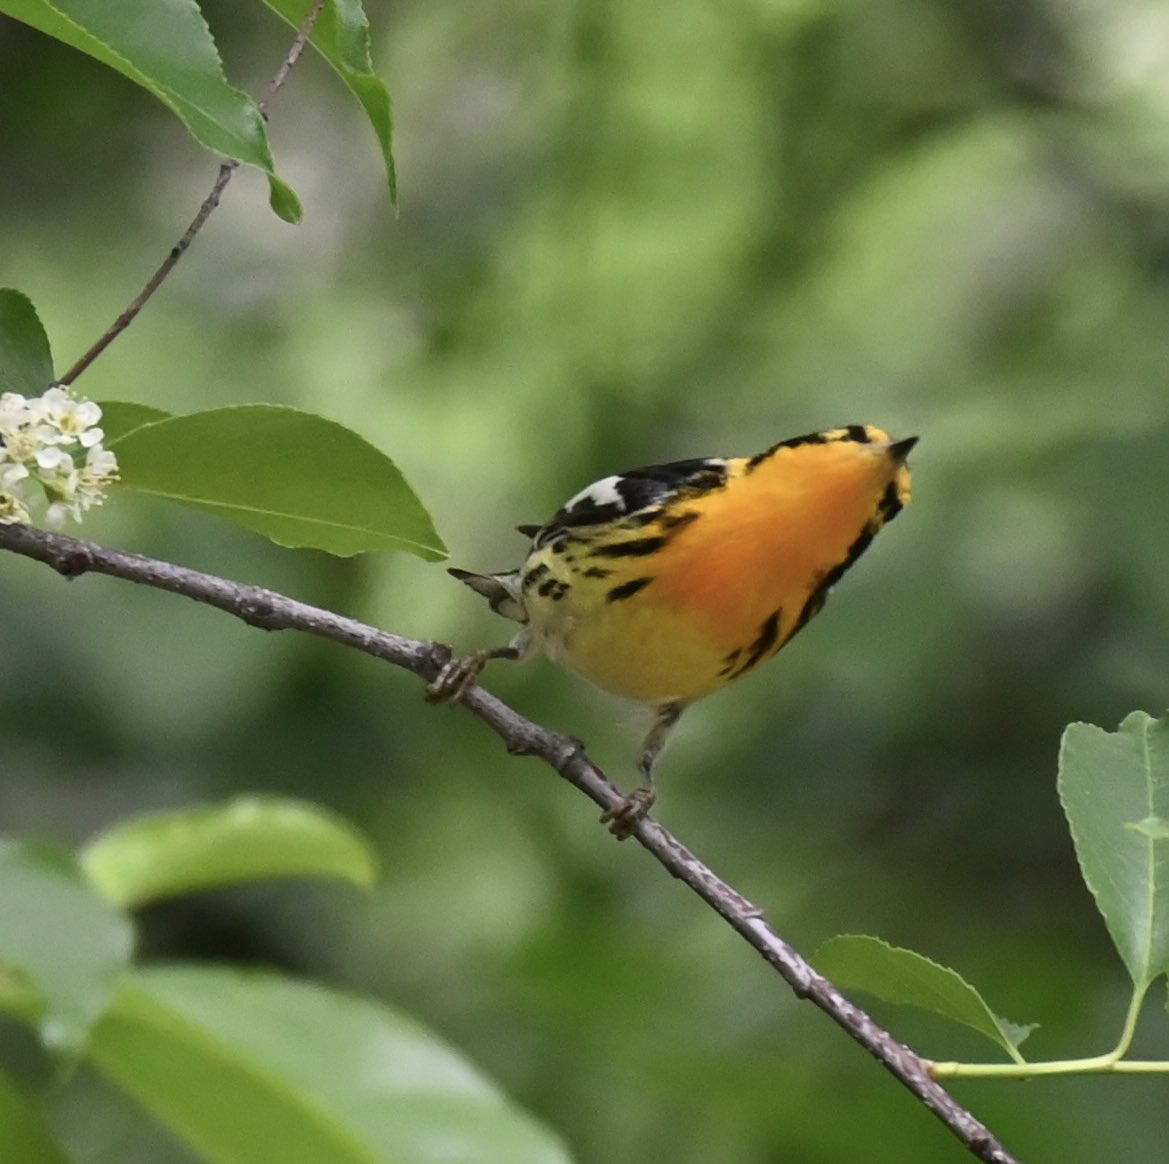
425;629;533;703
601;700;687;839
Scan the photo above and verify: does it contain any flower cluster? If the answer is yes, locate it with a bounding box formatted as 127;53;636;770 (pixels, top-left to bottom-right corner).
0;386;119;526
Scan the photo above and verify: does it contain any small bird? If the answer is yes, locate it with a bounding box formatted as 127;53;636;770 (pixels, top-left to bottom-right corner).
428;424;915;836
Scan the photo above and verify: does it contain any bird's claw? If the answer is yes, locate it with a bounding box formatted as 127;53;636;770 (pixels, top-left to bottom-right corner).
600;786;656;840
425;651;489;703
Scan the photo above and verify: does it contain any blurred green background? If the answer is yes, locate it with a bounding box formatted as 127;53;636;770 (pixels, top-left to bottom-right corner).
3;0;1169;1160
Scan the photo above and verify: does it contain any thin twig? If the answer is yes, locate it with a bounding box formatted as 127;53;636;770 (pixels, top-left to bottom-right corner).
58;0;327;386
0;521;1021;1164
256;0;327;117
57;162;236;386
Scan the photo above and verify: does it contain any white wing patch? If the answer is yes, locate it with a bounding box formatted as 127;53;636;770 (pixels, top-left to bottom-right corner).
563;474;626;513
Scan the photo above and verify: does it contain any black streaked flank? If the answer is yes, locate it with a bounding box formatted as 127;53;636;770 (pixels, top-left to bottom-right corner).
521;563;549;590
790;524;878;637
659;509;700;532
793;576;831;635
537;577;570;601
722;609;783;680
606;577;653;603
625;508;665;529
582;566;612;579
588;536;667;559
738;609;783;675
718;646;742;678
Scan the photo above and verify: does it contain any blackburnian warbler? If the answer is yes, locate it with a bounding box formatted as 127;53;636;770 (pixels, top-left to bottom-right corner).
429;424;915;835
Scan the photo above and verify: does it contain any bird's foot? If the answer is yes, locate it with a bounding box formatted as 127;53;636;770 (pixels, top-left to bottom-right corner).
600;786;656;840
425;650;491;703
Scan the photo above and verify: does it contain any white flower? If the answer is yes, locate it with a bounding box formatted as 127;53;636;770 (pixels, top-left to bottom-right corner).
0;491;31;525
37;386;104;446
2;428;41;463
1;461;29;488
85;446;118;478
34;445;72;472
0;393;29;435
0;385;118;526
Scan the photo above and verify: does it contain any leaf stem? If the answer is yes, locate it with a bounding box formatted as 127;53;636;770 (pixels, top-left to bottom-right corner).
933;1055;1169;1079
1110;979;1151;1060
933;980;1156;1079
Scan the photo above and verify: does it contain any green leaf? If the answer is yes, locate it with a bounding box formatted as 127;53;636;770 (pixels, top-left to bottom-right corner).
1059;711;1169;988
80;797;377;909
816;935;1035;1060
97;400;173;445
0;289;54;394
90;966;574;1164
0;1068;73;1164
262;0;396;203
0;0;301;223
112;404;446;559
0;839;133;1054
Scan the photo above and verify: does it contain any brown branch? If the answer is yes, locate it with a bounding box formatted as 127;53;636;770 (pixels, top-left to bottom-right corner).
58;0;327;386
0;521;1021;1164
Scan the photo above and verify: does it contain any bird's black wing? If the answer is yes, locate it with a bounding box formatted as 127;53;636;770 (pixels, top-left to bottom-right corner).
531;457;729;546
